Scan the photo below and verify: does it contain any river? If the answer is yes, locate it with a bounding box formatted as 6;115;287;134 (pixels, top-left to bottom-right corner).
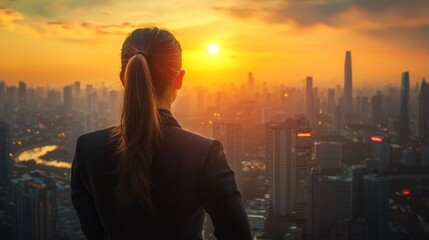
15;145;72;169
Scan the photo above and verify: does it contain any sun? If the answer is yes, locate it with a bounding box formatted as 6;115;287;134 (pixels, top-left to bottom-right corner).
208;44;219;55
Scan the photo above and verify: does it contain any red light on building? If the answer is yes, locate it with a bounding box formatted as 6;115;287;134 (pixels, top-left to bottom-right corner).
371;136;383;142
402;189;411;195
297;132;312;137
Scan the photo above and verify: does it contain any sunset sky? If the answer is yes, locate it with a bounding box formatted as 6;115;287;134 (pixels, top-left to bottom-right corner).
1;0;428;88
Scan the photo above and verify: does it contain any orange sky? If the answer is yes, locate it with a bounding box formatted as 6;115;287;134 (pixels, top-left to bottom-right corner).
0;0;428;89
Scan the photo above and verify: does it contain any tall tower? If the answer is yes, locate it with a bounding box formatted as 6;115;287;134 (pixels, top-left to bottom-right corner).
12;170;58;240
0;121;11;191
326;88;335;114
63;85;73;112
399;71;410;143
248;72;254;89
306;76;314;124
212;120;243;191
419;79;429;145
18;81;27;109
343;51;353;113
266;116;312;217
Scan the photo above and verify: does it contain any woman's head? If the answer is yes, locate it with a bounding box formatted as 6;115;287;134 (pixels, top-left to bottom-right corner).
120;27;184;102
111;27;184;209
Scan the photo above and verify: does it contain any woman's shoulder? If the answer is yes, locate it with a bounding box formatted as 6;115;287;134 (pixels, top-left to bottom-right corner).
75;127;116;153
163;127;222;157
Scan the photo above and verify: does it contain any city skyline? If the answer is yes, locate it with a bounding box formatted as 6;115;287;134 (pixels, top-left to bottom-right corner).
1;1;429;87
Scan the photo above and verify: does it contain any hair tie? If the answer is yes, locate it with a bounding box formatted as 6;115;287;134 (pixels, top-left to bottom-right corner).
135;51;146;57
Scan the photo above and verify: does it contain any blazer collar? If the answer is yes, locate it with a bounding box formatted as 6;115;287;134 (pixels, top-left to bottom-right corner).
158;108;182;128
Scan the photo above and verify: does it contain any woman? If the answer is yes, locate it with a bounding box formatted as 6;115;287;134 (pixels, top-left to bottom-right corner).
70;27;252;239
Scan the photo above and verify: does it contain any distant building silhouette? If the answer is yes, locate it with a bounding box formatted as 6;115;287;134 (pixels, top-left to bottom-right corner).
63;85;73;112
371;94;384;127
248;72;255;90
6;86;18;107
18;81;27;109
343;51;353;114
212;120;243;191
326;88;336;115
12;170;58;240
333;106;343;134
418;78;429;145
399;71;410;143
306;76;315;124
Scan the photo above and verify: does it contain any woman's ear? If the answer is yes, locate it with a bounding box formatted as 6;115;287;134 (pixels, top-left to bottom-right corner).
173;70;185;90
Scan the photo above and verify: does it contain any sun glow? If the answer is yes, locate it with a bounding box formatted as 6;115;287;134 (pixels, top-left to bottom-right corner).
208;44;219;55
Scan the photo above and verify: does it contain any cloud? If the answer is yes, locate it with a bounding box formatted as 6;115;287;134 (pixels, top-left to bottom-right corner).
365;24;429;51
0;6;149;41
212;0;429;49
1;0;111;18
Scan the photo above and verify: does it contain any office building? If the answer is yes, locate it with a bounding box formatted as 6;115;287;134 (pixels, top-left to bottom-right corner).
330;218;369;240
266;116;312;218
12;170;58;240
316;175;353;239
403;147;417;166
347;165;367;219
0;121;11;191
399;71;410;143
246;198;269;233
315;141;342;173
370;136;390;173
363;174;389;240
212;120;243;191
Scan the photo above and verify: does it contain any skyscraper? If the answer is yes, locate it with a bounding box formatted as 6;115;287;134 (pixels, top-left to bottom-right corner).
315;175;353;238
418;78;429;145
0;121;11;191
266;116;312;217
326;88;336;114
212;120;243;191
12;170;58;240
18;81;27;109
315;141;342;173
370;94;384;127
248;72;254;89
343;51;353;113
399;71;410;143
63;85;73;112
363;174;389;240
371;136;390;173
306;77;315;124
74;81;81;99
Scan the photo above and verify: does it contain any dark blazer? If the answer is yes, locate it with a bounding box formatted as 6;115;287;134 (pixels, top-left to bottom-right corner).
70;109;252;240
